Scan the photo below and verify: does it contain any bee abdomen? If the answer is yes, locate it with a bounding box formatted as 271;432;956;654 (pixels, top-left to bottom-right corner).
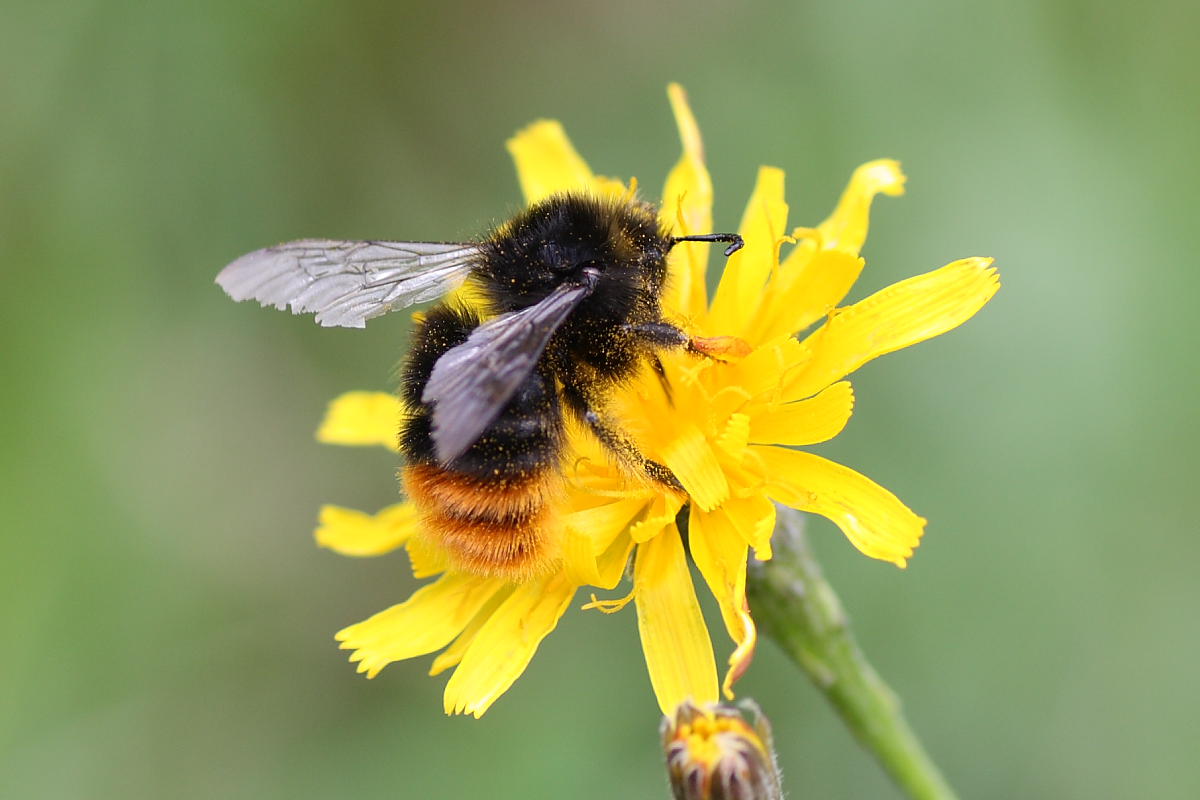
402;463;563;579
398;304;567;579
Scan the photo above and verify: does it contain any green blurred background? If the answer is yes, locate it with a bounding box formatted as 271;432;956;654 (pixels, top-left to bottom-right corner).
4;0;1197;797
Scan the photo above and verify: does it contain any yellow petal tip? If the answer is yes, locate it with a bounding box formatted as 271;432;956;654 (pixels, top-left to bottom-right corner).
315;503;416;557
667;83;703;160
506;119;595;205
505;119;563;153
858;158;907;197
315;391;403;451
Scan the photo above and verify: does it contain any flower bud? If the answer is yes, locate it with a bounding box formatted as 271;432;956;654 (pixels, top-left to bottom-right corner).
661;699;783;800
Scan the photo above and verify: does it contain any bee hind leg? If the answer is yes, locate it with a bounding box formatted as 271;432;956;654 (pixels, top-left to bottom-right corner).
561;381;684;492
583;409;684;492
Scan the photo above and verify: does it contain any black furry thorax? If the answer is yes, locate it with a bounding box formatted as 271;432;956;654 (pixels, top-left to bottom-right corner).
473;192;673;378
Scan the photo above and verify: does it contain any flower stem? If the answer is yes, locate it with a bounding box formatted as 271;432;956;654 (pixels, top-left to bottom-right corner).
745;507;958;800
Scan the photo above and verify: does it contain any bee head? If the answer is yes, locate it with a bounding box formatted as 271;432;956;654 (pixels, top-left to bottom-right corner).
481;194;672;313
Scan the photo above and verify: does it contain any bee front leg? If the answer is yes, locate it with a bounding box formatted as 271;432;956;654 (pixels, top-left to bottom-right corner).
624;321;690;349
625;321;751;362
585;409;683;491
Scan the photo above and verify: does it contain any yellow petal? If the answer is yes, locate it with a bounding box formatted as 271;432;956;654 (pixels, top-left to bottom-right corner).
335;572;508;678
687;507;756;700
715;412;750;458
816;159;906;255
563;529;606;587
442;280;490;315
406;533;451;579
756;446;924;566
727;336;805;401
629;492;685;543
315;392;403;451
748;381;855;446
661;83;714;318
707;167;789;335
428;587;513;676
660;425;729;511
443;573;577;717
593;175;633;198
315;503;416;557
721;494;776;561
634;530;719;714
749;249;865;344
729;158;903;344
507;120;596;206
565;496;647;551
783;258;1000;401
562;496;646;587
708;384;754;428
592;531;637;590
569;527;637;592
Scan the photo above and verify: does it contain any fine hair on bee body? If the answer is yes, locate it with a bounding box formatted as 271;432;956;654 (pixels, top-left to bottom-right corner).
216;190;743;580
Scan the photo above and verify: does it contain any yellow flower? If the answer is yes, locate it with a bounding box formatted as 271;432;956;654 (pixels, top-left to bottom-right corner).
314;84;999;717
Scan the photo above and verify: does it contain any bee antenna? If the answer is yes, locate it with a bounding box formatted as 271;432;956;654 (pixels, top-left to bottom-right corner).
670;233;745;258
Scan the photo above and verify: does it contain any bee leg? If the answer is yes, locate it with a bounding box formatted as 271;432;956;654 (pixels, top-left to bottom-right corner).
585;409;683;491
626;321;752;363
562;382;684;491
650;355;674;406
625;321;689;348
687;334;752;361
623;323;679;400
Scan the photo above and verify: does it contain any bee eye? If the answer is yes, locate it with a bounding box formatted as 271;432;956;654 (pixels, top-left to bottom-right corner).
540;242;569;271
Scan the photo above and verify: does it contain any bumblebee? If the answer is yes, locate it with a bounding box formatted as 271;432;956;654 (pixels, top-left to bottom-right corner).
217;193;742;578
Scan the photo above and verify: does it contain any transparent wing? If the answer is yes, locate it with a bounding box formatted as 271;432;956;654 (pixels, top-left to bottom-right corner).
216;239;481;328
422;281;594;463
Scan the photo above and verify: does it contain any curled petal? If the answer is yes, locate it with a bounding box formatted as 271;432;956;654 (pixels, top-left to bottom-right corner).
816;159;906;255
756;446;924;567
629;492;686;543
635;529;719;714
562;496;646;587
315;503;416;556
784;257;1000;401
315;392;403;451
745;160;904;345
564;496;647;551
592;531;638;591
688;507;756;699
721;493;777;561
335;573;508;678
580;527;638;592
443;573;576;717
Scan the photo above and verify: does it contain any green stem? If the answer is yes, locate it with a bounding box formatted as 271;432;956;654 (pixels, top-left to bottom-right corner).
745;507;958;800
